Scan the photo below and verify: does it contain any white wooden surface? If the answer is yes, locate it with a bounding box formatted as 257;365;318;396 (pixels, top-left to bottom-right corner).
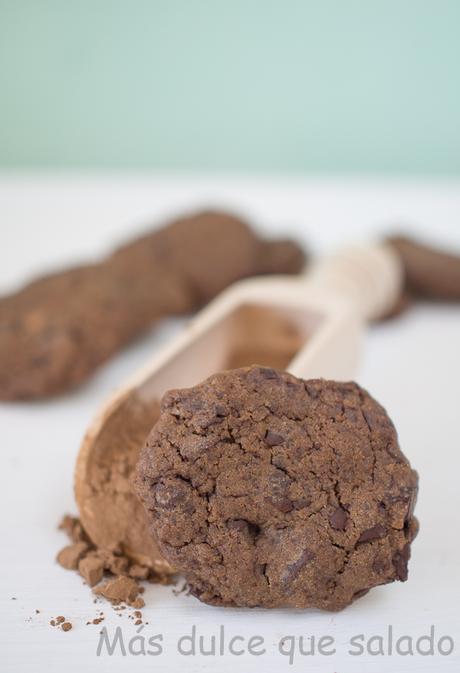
1;174;459;672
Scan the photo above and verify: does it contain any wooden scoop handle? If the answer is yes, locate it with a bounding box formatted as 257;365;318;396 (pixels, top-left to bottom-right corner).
307;243;404;321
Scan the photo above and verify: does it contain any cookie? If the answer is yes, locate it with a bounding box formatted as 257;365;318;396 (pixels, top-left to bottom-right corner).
387;234;460;302
0;211;306;400
135;366;418;610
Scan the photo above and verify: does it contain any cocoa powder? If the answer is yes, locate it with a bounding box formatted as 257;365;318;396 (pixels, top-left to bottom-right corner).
74;393;171;572
56;513;174;609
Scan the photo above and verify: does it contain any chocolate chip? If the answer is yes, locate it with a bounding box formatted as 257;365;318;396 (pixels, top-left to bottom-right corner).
258;368;279;380
265;430;284;446
228;519;249;532
352;588;370;600
153;481;189;510
344;407;359;423
305;382;320;398
281;548;315;583
362;408;382;431
266;495;293;513
372;555;388;574
266;469;293;512
227;519;261;538
293;496;311;510
329;506;348;531
393;544;410;581
358;524;387;543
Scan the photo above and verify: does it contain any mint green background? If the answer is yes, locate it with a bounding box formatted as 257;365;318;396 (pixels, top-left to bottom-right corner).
1;1;459;173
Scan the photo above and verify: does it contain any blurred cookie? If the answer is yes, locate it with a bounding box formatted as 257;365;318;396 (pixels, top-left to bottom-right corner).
387;234;460;302
0;211;306;400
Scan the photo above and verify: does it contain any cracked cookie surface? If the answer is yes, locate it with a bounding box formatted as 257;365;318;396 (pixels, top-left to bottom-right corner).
135;366;418;610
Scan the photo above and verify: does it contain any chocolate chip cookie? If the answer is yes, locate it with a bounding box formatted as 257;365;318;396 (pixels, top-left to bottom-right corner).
135;366;418;611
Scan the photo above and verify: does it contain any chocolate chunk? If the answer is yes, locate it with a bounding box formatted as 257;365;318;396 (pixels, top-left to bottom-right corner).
258;368;280;380
352;588;370;600
372;555;388;574
265;431;285;446
329;507;348;531
358;524;387;543
281;549;316;584
393;544;411;581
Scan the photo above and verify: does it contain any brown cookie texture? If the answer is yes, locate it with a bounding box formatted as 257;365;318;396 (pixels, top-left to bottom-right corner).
135;366;418;611
0;211;306;400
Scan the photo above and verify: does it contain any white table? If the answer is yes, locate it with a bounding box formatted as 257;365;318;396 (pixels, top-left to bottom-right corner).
1;174;459;672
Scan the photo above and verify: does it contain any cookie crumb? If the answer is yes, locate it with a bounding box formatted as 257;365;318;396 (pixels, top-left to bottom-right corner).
94;576;140;604
78;555;104;587
92;617;104;625
56;543;88;570
129;564;150;580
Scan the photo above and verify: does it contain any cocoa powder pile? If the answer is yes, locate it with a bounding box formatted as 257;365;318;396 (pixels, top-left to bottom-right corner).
56;514;173;611
74;393;171;573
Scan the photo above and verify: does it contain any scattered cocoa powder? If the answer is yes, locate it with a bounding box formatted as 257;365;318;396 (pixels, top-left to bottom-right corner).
91;617;104;625
49;615;72;632
56;513;175;622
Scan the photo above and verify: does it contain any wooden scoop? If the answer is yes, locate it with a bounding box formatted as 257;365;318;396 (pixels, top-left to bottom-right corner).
75;243;403;571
